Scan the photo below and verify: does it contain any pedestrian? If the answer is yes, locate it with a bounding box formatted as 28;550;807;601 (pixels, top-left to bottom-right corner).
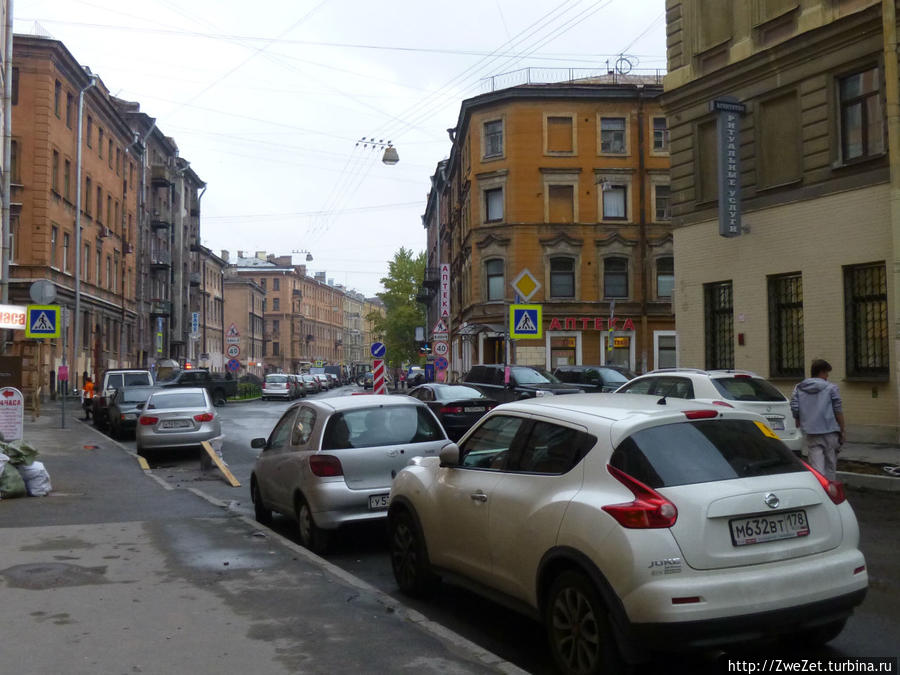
790;359;845;481
82;376;95;421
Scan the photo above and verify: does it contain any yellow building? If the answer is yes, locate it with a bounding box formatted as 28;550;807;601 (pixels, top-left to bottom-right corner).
424;79;674;376
662;0;898;441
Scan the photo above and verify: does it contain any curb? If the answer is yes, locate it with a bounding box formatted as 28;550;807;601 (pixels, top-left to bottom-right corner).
839;470;900;493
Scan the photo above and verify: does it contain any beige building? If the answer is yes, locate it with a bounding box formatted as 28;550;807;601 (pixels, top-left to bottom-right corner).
662;0;898;441
223;275;264;379
193;245;226;370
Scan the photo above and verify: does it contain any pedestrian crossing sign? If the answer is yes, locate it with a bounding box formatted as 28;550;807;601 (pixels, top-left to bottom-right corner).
510;304;542;339
25;305;60;338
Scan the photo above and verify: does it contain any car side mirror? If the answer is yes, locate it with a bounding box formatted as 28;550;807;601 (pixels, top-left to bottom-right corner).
136;402;145;409
250;437;267;449
439;442;460;467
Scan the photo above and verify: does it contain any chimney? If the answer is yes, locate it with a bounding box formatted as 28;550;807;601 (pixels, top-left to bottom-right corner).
275;255;291;267
256;251;267;260
220;250;230;262
238;250;245;259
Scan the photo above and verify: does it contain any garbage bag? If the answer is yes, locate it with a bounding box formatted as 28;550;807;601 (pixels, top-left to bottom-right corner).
0;439;39;466
17;460;52;497
0;454;27;499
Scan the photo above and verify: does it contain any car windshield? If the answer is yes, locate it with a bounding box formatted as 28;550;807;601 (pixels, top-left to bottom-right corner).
124;373;152;386
147;392;207;409
322;406;443;449
599;369;630;385
435;385;485;400
122;389;153;403
711;376;786;402
611;419;804;488
266;375;288;383
512;367;559;384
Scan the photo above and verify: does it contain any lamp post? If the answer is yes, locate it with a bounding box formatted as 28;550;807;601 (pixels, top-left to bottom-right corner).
356;138;399;165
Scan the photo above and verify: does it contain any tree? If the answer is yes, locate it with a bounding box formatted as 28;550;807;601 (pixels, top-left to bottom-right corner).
367;247;425;367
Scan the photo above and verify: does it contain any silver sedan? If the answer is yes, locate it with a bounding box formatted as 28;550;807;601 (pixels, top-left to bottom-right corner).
250;395;449;553
135;387;222;455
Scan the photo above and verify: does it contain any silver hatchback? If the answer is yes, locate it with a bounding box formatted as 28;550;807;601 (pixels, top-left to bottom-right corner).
135;387;221;455
250;396;448;552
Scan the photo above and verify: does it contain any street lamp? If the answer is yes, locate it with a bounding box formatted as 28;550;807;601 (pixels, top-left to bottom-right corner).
357;137;399;165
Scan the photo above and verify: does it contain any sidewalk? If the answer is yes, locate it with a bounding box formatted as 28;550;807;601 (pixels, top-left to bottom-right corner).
1;401;524;675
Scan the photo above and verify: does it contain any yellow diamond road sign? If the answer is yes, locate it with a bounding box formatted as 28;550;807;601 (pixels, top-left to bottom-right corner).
512;269;540;302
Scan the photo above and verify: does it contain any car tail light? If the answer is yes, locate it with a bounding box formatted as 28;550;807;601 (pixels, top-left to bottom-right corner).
139;416;158;426
802;460;846;504
711;400;733;408
194;413;215;422
440;406;464;414
733;374;752;379
683;409;718;419
602;465;678;528
309;454;343;477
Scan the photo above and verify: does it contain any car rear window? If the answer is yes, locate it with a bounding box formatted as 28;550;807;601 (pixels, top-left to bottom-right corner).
711;376;786;402
611;419;804;488
266;375;288;383
322;406;443;449
124;373;152;386
148;392;208;409
122;389;153;403
511;367;558;385
436;385;485;400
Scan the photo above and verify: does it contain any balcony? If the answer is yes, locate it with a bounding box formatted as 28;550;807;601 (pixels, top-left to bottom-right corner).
151;211;172;230
150;248;171;269
423;266;441;290
150;300;171;316
151;164;174;187
190;271;201;286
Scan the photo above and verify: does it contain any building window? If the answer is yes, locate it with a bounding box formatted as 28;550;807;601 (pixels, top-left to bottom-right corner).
52;151;60;192
98;128;104;158
604;257;628;298
759;92;801;187
839;67;884;163
273;319;280;333
96;250;102;285
844;262;888;378
273;277;280;291
64;159;71;200
66;93;74;128
656;257;674;299
11;68;17;105
10;217;17;263
273;297;280;311
97;187;103;222
107;195;112;225
108;140;114;168
655;331;678;369
116;148;121;176
485;259;504;301
50;226;58;268
84;244;90;281
484;119;503;158
600;117;626;154
10;140;18;183
697;119;719;203
704;281;734;370
259;278;266;290
63;233;70;273
654;184;671;221
602;183;627;220
485;187;503;222
106;255;112;288
652;117;668;152
87;117;93;147
548;184;575;223
273;342;280;356
550;257;575;298
85;177;92;215
768;273;804;378
546;115;574;153
54;80;61;117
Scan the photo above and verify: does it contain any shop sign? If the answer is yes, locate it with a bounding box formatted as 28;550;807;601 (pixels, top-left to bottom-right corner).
613;336;630;348
0;387;24;441
439;263;451;318
547;316;636;331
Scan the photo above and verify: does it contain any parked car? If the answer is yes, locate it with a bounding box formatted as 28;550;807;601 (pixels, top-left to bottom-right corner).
326;373;339;389
313;373;331;390
388;394;868;674
301;374;321;394
463;364;583;403
136;387;221;456
552;364;636;393
155;368;237;406
614;368;803;451
262;374;293;400
250;396;447;553
92;369;154;430
107;386;157;440
289;374;306;398
407;383;499;441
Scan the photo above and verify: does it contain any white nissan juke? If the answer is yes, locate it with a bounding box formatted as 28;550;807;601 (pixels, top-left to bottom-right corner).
387;394;868;675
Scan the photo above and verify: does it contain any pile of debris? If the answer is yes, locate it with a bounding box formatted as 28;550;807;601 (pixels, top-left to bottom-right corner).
0;440;52;499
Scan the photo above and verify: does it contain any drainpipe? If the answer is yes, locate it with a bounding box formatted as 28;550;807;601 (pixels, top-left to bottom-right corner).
1;2;14;353
882;0;900;443
73;74;99;380
637;87;649;373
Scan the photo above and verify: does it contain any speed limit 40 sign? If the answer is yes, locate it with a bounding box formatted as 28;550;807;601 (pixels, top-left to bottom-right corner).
433;341;449;356
227;344;240;358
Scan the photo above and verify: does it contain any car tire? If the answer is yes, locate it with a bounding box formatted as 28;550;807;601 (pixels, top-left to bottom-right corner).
389;509;437;597
545;570;628;675
251;477;273;526
790;618;847;647
296;496;330;554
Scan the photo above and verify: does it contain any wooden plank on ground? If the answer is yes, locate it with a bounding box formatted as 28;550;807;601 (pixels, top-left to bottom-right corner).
201;440;241;487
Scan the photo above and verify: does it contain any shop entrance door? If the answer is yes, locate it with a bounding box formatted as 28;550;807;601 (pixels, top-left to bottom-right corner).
550;336;576;368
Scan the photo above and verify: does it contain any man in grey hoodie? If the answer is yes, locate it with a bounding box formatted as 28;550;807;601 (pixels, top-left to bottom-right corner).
790;359;845;481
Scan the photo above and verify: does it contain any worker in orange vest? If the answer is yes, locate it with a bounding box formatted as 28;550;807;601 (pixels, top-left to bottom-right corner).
82;376;95;421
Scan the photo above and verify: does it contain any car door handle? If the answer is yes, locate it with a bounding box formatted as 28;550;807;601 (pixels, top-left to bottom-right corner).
470;492;488;503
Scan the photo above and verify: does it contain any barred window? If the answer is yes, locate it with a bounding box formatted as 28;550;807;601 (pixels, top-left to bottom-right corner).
704;281;734;369
768;273;804;378
844;262;888;378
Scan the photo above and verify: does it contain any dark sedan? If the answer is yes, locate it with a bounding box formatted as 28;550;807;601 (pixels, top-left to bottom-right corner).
107;386;158;440
552;364;637;393
407;383;498;441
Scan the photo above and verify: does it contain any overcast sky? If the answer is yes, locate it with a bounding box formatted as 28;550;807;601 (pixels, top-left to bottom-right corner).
14;0;666;296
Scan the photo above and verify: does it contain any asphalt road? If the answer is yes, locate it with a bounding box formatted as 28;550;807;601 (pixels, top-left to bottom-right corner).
112;387;900;674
